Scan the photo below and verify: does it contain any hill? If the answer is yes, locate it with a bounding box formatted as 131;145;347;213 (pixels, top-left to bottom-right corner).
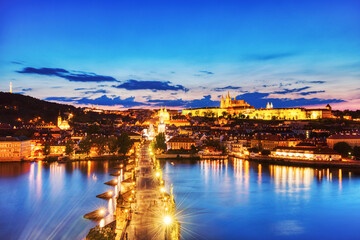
0;92;78;124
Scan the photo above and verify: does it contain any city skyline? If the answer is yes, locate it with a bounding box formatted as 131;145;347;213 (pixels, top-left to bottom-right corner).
1;0;360;110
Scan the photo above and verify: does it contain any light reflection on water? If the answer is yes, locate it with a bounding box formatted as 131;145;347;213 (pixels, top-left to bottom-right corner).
0;161;121;240
163;158;360;240
1;159;359;240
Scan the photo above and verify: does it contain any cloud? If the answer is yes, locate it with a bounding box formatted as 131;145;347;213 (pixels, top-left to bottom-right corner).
199;70;214;75
235;92;344;108
298;90;325;96
112;79;188;92
272;87;310;94
11;61;23;65
245;52;297;61
45;95;147;108
17;67;118;82
295;80;326;84
212;86;242;92
22;88;32;92
149;95;219;108
83;89;108;94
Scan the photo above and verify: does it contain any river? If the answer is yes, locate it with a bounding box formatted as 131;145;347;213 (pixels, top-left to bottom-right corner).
0;159;360;240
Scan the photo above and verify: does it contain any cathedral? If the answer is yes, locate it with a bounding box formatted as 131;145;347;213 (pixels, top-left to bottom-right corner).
182;92;333;120
182;92;254;117
220;92;253;109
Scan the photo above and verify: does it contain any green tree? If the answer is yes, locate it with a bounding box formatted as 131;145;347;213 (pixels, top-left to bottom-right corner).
79;137;92;155
333;142;352;157
43;142;51;156
117;133;133;156
154;133;167;152
65;139;74;156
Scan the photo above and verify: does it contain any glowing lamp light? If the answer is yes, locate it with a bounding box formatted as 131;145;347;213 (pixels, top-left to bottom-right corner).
108;190;113;196
165;207;168;211
132;190;135;193
161;187;165;193
164;197;167;201
129;198;132;201
99;209;105;215
114;179;118;183
156;172;160;177
164;216;172;225
125;209;128;213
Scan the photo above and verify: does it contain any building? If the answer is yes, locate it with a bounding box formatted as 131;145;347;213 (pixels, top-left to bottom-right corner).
57;115;71;130
182;92;333;120
167;137;196;150
271;146;341;161
250;135;302;150
248;104;333;120
0;136;31;161
182;92;254;117
327;134;360;148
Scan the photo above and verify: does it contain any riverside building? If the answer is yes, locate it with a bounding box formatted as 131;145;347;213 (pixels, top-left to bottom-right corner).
0;136;31;161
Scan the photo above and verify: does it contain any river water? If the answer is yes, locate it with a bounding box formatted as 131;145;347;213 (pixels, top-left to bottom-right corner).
0;159;360;240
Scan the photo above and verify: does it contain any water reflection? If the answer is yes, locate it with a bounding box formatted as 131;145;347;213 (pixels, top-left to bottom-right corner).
0;160;123;240
163;158;360;240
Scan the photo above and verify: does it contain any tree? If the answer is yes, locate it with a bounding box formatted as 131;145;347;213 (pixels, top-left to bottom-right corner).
261;149;271;156
86;124;101;135
93;136;107;155
65;139;74;156
107;136;118;155
154;133;167;152
353;146;360;160
43;142;51;156
79;137;92;155
333;142;352;157
86;225;115;240
190;144;198;155
117;133;133;156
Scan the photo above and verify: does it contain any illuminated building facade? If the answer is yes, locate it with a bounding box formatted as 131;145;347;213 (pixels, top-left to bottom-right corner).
182;92;254;117
57;115;71;130
0;136;31;161
182;92;333;120
327;135;360;148
271;146;341;161
167;137;196;150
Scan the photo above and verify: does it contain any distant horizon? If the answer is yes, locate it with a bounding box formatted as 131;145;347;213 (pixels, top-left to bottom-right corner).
2;91;358;112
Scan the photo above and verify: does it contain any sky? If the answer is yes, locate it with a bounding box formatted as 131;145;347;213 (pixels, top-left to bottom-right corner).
0;0;359;110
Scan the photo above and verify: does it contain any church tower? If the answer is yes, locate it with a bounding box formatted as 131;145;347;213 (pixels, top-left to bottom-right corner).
57;115;62;127
220;95;225;108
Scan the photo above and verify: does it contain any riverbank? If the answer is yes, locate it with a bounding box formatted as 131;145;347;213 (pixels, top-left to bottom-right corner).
243;155;360;169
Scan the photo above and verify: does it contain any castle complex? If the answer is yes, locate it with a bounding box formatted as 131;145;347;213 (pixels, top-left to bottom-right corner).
182;92;333;120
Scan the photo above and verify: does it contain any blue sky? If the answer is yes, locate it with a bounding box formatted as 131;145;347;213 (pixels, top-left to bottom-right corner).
0;0;359;109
